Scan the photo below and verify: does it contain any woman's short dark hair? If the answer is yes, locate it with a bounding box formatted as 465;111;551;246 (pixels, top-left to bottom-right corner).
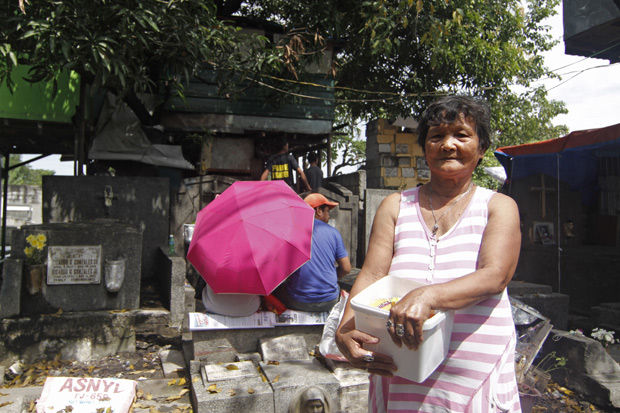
417;95;492;153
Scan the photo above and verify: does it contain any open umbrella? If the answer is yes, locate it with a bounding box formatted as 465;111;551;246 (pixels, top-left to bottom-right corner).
187;180;315;295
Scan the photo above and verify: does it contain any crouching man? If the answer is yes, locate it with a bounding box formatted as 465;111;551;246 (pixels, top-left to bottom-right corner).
276;194;351;312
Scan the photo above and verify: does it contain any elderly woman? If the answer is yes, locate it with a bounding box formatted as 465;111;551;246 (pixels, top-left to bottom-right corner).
335;95;522;412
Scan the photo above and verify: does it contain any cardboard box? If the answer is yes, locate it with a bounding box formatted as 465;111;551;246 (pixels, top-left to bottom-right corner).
350;276;454;382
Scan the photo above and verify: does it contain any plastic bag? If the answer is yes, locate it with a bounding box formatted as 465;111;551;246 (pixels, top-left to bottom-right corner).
318;290;349;361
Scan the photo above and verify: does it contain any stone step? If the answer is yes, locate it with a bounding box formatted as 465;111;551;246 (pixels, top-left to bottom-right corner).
508;280;569;330
508;280;553;295
592;303;620;333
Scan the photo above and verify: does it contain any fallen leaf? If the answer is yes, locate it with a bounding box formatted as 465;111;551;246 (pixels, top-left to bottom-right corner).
96;408;104;413
0;402;13;408
247;388;255;394
228;389;236;396
166;388;190;402
145;393;153;401
149;408;162;413
136;389;144;399
129;364;135;370
226;364;239;370
133;403;151;409
267;361;279;366
0;392;8;396
272;375;280;383
106;407;112;413
28;400;36;412
207;384;220;394
177;377;187;386
65;405;74;412
143;363;149;368
168;379;178;386
192;377;200;383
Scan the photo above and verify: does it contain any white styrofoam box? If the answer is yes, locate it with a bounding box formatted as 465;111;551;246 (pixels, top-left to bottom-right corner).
350;276;454;383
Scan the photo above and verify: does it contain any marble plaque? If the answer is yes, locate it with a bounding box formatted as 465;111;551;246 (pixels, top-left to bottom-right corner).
204;360;258;382
260;335;310;362
47;246;102;285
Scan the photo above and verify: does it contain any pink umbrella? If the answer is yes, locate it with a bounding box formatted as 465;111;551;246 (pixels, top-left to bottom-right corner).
187;180;315;295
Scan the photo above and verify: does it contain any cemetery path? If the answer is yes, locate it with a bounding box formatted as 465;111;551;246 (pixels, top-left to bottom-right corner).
1;339;192;412
2;331;618;412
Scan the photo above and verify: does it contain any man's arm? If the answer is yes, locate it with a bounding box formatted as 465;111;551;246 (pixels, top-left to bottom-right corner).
296;167;312;192
336;256;351;279
260;169;269;181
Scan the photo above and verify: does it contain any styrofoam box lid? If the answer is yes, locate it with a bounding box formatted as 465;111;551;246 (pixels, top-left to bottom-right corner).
350;276;446;330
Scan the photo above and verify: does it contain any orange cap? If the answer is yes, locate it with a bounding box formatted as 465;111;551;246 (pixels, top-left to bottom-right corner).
304;193;339;210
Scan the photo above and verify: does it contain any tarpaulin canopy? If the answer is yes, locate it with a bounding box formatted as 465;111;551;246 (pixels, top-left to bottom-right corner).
494;123;620;204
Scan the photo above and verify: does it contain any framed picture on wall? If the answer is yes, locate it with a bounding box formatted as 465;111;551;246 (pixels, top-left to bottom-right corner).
533;222;555;245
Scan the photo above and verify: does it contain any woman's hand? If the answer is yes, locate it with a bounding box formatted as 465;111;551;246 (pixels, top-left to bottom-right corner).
336;324;397;377
386;287;434;351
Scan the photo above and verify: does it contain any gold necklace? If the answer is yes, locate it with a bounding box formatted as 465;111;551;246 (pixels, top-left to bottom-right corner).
428;182;473;236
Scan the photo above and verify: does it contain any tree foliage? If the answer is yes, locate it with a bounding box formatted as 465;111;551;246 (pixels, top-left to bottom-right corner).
1;0;568;175
7;155;55;186
241;0;568;173
0;0;319;124
330;106;366;176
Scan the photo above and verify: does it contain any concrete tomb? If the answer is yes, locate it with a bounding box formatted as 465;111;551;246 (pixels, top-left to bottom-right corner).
7;222;142;315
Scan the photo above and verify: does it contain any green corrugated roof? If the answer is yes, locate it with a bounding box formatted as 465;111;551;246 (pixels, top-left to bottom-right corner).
0;66;80;123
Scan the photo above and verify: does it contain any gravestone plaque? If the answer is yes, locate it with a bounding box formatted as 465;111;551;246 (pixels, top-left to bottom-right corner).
204;361;258;382
47;246;102;285
260;335;310;362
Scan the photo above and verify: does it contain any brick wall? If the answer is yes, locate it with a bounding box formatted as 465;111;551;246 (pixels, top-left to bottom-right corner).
365;119;429;190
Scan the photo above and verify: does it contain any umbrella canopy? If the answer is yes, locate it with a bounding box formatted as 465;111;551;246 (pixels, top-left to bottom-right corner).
187;180;315;295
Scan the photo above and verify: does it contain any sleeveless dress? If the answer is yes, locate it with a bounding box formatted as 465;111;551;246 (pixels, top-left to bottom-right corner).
369;186;521;412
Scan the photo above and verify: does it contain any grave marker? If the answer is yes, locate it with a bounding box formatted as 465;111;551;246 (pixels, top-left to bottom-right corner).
260;335;311;362
47;246;102;285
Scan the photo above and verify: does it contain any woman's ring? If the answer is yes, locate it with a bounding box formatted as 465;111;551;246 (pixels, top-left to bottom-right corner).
395;324;405;337
363;353;375;363
385;319;393;329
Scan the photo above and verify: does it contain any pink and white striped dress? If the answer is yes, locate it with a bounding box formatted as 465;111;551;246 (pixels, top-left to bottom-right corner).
369;186;521;412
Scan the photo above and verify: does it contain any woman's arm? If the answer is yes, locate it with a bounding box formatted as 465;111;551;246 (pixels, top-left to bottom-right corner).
388;192;521;350
335;191;401;376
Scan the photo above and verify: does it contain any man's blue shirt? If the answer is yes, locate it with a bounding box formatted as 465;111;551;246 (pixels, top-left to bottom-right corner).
286;219;348;303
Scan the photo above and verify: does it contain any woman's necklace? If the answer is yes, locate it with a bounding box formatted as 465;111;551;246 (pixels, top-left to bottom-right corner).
428;182;474;236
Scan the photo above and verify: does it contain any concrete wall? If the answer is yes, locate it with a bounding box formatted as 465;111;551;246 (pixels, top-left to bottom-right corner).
326;170;366;204
1;185;43;246
318;182;360;268
504;173;620;316
42;176;169;279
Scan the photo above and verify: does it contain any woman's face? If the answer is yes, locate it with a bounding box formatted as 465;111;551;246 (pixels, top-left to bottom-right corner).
424;114;484;180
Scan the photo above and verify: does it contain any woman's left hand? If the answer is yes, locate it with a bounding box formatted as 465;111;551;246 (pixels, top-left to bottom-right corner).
386;287;434;350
